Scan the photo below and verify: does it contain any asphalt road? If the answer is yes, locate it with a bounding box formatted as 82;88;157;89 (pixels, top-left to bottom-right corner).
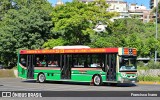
0;78;160;91
0;78;160;100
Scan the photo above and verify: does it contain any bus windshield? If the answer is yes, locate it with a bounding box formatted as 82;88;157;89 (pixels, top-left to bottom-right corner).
119;56;137;71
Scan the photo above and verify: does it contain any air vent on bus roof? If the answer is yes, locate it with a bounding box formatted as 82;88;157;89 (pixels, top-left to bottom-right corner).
53;45;90;49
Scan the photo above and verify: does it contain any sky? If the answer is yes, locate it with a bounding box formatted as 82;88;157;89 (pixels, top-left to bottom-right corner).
48;0;150;9
124;0;150;9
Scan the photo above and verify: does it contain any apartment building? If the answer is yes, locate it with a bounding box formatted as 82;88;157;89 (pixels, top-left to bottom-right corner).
128;4;151;23
106;1;130;21
79;0;151;22
150;0;160;9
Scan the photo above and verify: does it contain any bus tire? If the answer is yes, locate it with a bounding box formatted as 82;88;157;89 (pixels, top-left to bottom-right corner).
93;75;102;86
37;73;46;83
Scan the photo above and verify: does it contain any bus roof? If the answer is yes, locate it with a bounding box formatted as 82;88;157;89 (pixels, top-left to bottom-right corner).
19;48;118;54
53;45;90;49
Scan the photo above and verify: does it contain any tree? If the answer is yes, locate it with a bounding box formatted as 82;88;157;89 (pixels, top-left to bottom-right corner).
42;38;66;49
50;0;118;45
0;0;53;67
90;18;160;58
0;0;13;21
112;18;160;57
112;18;145;34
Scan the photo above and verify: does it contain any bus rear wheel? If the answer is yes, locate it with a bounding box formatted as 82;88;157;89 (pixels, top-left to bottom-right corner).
93;75;102;86
37;73;46;83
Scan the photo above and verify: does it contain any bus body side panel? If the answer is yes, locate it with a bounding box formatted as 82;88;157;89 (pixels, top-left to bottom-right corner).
34;69;106;82
17;64;27;79
34;69;61;80
71;69;106;82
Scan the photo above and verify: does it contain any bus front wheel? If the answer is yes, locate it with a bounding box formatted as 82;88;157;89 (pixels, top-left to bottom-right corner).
37;73;46;83
93;75;102;86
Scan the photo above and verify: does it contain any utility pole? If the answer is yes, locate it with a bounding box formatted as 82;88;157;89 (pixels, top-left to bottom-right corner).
155;0;158;63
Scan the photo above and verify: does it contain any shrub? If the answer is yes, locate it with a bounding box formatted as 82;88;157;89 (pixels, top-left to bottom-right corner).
137;61;144;67
137;61;149;70
137;60;160;69
147;60;160;69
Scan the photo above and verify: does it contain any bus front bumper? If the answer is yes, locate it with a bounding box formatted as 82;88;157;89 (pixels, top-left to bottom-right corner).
118;78;139;83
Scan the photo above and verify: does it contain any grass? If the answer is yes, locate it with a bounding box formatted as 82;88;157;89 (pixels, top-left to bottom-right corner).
0;69;15;78
138;75;160;82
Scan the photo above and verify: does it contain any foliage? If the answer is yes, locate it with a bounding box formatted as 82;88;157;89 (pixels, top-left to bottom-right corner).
0;0;160;68
0;0;53;67
147;60;160;69
137;60;160;69
42;38;66;49
86;17;160;59
137;61;149;70
0;0;13;21
51;0;118;45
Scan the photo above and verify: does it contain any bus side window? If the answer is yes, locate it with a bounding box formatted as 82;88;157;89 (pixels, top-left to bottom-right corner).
20;58;26;66
36;57;42;67
41;60;46;67
84;61;89;68
48;61;58;67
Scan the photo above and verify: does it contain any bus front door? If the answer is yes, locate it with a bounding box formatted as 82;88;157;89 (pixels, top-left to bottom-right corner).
26;55;34;79
61;55;71;79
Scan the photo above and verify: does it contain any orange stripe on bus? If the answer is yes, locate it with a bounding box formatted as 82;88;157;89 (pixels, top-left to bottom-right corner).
126;72;136;74
71;68;102;71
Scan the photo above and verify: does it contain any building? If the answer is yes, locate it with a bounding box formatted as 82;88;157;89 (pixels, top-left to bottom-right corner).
106;0;130;21
150;0;160;22
150;0;160;9
128;4;151;23
79;0;130;32
78;0;151;31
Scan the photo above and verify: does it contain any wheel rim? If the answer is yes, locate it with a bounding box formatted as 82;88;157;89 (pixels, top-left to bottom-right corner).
39;74;45;83
94;75;101;85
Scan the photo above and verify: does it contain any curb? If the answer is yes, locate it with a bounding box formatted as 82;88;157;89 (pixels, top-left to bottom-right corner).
138;81;160;85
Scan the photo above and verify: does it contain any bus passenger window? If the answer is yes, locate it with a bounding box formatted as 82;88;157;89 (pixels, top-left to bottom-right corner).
48;61;58;67
36;57;42;67
90;63;96;67
84;61;89;68
48;61;53;66
41;60;46;67
54;61;58;67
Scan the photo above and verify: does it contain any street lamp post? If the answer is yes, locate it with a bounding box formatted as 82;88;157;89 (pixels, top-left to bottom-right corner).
155;0;158;63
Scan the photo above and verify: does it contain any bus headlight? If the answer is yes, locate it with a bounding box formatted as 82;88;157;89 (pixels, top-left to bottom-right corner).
121;73;127;77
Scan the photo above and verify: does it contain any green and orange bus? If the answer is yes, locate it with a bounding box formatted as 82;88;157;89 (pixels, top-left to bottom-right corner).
17;46;138;86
